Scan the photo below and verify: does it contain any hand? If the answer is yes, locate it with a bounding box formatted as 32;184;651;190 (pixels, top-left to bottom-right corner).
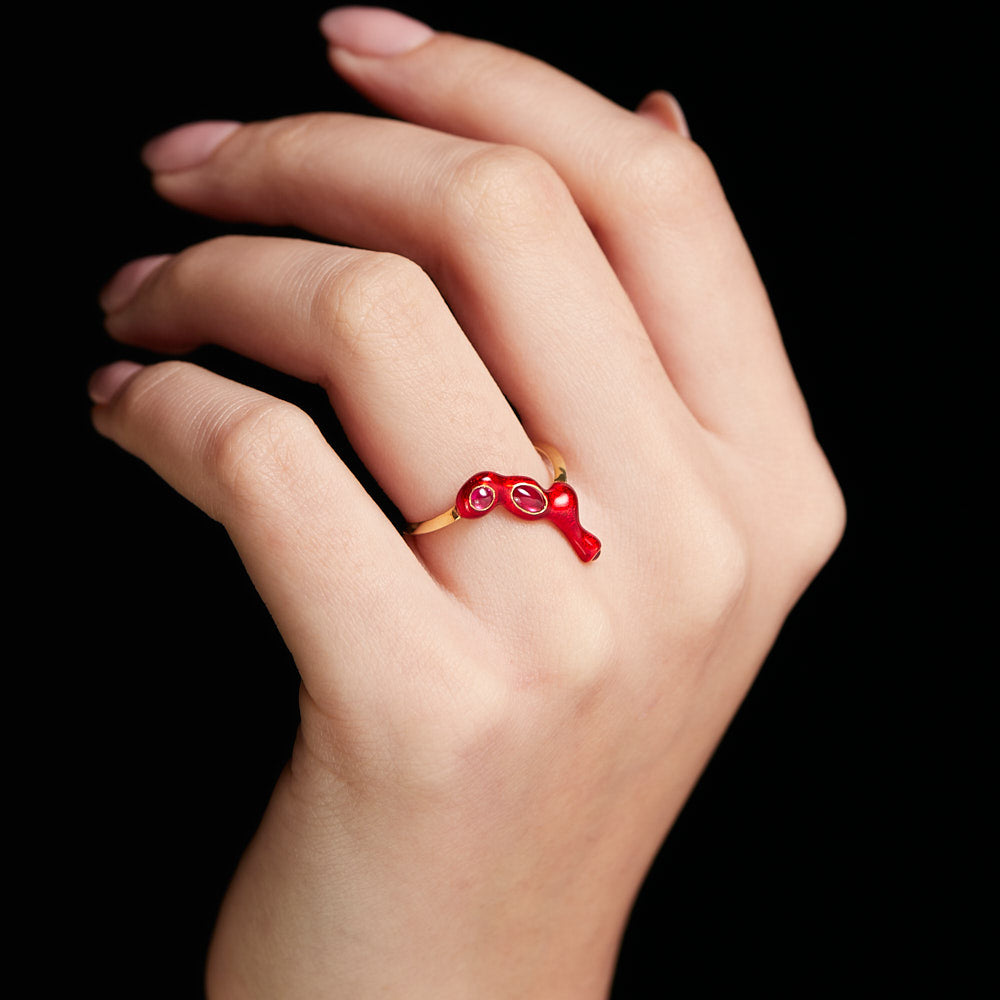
90;8;844;998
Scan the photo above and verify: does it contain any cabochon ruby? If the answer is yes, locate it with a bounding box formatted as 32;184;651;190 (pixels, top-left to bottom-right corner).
511;483;547;514
469;484;496;512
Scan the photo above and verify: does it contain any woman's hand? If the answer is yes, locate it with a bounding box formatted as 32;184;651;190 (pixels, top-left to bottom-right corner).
90;8;844;998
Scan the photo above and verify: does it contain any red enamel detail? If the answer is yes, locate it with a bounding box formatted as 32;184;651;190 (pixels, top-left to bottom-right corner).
455;471;601;562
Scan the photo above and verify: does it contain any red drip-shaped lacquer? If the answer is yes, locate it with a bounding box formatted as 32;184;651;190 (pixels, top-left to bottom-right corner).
455;471;601;562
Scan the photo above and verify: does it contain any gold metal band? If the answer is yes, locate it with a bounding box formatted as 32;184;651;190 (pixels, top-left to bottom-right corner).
406;506;462;535
404;443;567;535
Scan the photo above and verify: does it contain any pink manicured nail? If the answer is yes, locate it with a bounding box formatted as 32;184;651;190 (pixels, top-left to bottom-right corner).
88;361;145;405
661;92;691;139
141;120;241;173
636;91;691;140
100;254;172;313
319;7;435;56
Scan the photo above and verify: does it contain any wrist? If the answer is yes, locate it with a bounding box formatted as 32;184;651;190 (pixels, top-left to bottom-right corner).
206;764;636;1000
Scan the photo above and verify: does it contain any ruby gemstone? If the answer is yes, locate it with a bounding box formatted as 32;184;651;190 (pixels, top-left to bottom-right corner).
511;483;547;514
469;485;496;512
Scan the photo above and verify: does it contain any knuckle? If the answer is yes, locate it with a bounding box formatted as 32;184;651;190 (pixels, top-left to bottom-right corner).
748;447;847;598
313;252;439;367
783;465;848;579
679;509;752;638
629;448;753;644
638;465;752;646
509;585;621;694
206;397;316;513
442;144;573;241
610;132;721;219
553;595;620;692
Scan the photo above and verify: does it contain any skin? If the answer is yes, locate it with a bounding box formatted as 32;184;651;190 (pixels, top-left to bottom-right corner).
90;8;845;999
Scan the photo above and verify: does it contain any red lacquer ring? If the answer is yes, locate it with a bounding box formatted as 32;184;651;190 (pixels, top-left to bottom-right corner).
404;443;601;563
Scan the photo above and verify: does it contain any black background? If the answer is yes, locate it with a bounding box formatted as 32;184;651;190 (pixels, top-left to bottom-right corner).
21;1;974;995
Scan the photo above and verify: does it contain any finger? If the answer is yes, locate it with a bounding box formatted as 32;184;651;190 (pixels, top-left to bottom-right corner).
141;113;691;490
319;9;813;441
101;236;554;561
88;359;440;709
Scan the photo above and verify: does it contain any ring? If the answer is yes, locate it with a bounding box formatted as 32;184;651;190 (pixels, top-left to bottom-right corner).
404;443;601;562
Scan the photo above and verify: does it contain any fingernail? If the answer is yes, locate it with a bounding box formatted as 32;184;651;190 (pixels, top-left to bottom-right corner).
88;361;145;405
662;93;691;139
99;255;172;313
319;7;435;56
636;91;691;140
141;120;241;173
